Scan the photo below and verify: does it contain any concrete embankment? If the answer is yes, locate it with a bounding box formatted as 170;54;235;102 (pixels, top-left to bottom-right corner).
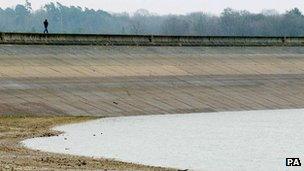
1;33;304;116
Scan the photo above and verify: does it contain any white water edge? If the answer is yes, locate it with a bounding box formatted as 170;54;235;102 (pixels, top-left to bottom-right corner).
22;109;304;170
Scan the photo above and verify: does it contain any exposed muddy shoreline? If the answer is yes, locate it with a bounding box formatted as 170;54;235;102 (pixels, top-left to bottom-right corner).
0;116;173;170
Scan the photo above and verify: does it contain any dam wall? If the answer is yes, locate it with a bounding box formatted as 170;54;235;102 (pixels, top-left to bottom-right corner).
1;45;304;116
1;32;304;46
2;33;304;116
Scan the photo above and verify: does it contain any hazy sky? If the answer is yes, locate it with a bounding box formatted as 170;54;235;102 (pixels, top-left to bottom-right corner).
1;0;304;15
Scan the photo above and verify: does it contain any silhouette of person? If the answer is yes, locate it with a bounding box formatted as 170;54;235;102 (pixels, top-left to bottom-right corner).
43;19;49;34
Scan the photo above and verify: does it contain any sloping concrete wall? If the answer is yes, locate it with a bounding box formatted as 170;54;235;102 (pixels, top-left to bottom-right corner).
1;32;304;46
1;45;304;116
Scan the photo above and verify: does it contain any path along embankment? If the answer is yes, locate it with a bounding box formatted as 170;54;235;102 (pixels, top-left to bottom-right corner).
1;32;304;46
1;33;304;116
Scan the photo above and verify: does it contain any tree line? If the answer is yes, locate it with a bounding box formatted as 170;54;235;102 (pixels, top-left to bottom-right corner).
1;1;304;36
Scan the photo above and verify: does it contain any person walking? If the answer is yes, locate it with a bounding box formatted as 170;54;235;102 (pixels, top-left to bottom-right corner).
43;19;49;34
